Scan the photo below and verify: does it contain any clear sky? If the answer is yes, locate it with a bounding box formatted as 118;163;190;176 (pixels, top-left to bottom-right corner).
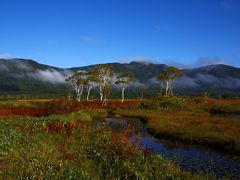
0;0;240;68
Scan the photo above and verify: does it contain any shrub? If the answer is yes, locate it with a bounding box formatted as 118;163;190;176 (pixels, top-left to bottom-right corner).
140;96;188;110
70;111;92;122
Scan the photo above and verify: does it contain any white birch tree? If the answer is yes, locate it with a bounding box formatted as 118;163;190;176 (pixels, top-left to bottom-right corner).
91;65;113;105
157;67;181;97
115;72;134;103
85;72;98;101
65;71;88;102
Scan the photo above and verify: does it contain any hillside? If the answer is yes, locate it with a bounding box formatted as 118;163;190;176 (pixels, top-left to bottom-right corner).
0;58;68;97
0;58;240;98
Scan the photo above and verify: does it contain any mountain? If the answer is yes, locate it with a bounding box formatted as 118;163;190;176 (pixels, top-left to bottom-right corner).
177;65;240;96
0;58;240;98
71;61;167;83
0;58;69;97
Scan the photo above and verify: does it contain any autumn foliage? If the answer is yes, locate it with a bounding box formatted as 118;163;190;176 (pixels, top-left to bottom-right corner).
0;99;141;117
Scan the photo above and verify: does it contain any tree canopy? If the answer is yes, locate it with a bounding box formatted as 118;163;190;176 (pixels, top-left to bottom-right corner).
157;67;181;96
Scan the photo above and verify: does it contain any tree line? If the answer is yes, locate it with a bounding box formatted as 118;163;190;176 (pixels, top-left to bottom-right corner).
66;65;181;105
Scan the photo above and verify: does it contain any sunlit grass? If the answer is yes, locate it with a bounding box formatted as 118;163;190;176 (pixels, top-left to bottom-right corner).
113;107;240;153
0;98;239;178
0;110;206;179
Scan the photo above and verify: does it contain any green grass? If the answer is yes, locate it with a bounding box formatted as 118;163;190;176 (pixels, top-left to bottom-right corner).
2;97;239;178
113;108;240;154
0;100;36;107
0;111;207;179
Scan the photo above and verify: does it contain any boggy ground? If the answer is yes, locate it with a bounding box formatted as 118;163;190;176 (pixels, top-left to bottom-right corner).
0;99;140;116
112;97;240;154
0;99;209;179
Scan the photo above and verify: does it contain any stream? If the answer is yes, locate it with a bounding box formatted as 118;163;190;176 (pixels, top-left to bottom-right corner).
211;113;240;121
93;117;240;179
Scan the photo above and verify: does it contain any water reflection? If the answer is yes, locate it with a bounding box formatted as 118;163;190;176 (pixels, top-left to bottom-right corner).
93;117;240;179
211;113;240;121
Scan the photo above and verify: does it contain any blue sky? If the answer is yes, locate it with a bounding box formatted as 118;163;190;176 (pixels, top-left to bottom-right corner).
0;0;240;68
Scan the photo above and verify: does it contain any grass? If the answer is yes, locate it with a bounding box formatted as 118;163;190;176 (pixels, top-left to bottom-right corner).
1;97;239;178
209;104;240;114
112;97;240;154
0;100;37;107
0;109;206;179
0;99;141;117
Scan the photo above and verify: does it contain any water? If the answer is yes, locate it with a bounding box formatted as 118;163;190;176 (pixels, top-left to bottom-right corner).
211;113;240;121
93;117;240;179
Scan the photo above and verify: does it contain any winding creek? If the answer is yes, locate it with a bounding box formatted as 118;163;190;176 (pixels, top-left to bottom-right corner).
93;116;240;179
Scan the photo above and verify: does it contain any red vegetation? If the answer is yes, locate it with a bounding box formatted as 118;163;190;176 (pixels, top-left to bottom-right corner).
143;148;152;157
190;98;240;107
108;127;141;159
45;122;65;133
45;120;85;134
64;151;75;160
18;124;42;133
0;99;141;117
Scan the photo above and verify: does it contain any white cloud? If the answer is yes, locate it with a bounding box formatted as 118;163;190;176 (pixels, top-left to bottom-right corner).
171;74;240;89
130;81;145;88
174;76;199;88
163;57;232;69
11;59;33;70
29;69;67;84
118;57;157;65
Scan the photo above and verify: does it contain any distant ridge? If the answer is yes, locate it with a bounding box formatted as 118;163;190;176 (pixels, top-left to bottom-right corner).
0;58;240;97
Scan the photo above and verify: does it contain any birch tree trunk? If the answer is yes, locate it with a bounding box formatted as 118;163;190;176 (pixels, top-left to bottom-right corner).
165;81;169;96
169;80;173;96
121;87;125;103
102;93;107;106
99;85;103;101
76;85;84;102
86;86;92;101
75;86;80;102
